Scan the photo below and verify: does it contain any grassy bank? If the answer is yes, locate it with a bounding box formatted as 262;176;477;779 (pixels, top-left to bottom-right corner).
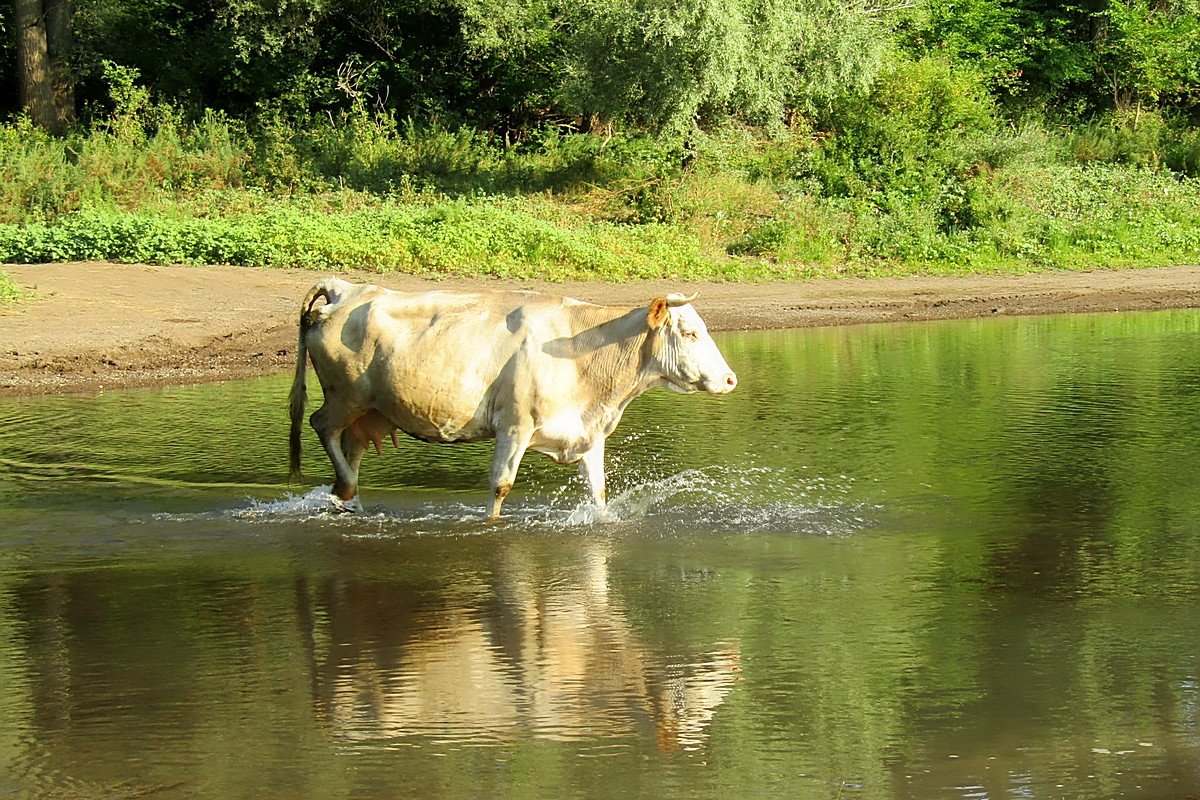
3;72;1200;282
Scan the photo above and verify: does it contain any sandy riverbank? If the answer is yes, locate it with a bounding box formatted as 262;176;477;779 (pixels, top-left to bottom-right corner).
2;261;1197;396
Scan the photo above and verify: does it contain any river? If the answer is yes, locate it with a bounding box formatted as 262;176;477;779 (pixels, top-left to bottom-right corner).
1;311;1197;799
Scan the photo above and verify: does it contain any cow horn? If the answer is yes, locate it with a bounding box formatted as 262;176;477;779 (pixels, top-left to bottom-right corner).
665;292;698;307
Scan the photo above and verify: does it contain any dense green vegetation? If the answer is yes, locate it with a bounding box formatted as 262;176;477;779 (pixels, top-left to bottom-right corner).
2;0;1200;281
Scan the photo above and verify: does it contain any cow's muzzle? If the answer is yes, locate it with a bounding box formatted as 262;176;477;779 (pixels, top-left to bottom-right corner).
706;372;738;395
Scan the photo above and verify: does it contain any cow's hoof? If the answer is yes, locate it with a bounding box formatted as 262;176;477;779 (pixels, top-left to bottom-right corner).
329;495;362;514
566;502;612;525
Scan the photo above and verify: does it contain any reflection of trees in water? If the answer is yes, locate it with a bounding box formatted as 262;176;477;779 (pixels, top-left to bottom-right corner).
297;540;740;750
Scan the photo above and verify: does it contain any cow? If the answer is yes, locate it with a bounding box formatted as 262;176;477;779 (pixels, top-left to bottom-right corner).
288;278;737;518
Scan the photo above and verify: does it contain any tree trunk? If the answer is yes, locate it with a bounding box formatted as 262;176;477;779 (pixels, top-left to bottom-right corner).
14;0;57;131
14;0;74;133
44;0;75;131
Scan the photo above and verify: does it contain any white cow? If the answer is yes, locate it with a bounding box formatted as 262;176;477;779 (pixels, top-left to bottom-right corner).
288;278;737;517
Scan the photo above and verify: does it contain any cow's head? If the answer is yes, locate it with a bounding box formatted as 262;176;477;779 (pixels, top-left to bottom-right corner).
647;293;738;395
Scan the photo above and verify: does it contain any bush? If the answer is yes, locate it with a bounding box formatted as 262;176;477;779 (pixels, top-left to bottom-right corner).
1164;127;1200;177
818;57;1000;194
1069;113;1200;178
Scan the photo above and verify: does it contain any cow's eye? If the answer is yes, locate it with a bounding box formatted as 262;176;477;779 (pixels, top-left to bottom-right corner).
683;330;698;341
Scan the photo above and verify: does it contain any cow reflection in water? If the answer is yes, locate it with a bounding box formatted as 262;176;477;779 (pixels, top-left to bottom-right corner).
297;543;739;752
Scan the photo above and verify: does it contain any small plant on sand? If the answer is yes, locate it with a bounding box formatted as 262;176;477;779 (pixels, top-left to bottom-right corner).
0;270;27;303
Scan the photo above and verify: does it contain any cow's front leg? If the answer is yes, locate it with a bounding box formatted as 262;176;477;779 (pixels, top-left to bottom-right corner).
577;440;607;509
489;429;531;520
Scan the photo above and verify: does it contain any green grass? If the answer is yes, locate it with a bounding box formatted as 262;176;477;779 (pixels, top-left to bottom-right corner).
2;103;1199;282
0;197;717;280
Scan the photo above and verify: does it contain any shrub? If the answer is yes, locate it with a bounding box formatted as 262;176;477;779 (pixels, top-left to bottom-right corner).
1164;127;1200;177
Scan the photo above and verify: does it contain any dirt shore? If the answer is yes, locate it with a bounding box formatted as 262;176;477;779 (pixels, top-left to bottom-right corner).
2;261;1198;396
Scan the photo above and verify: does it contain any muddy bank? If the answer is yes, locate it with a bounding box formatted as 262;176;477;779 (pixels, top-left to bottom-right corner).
2;261;1197;396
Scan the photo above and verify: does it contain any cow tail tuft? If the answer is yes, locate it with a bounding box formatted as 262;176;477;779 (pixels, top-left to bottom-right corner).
289;282;328;482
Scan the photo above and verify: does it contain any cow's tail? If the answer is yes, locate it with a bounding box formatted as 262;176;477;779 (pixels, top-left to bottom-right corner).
289;282;330;482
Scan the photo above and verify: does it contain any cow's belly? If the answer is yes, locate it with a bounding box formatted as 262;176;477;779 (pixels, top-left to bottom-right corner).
530;413;595;464
384;398;493;443
368;353;501;443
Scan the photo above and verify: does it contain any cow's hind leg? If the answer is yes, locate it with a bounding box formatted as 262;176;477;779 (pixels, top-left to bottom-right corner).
333;412;395;507
310;404;361;503
338;428;368;503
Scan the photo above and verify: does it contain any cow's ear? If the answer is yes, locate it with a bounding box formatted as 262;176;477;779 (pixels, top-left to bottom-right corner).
648;297;669;329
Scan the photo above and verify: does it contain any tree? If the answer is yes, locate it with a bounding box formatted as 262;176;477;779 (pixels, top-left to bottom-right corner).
13;0;74;132
1098;0;1200;119
561;0;741;134
894;0;1104;112
560;0;889;135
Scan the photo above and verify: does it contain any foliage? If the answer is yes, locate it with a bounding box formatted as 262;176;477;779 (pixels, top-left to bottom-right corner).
561;0;888;134
816;56;1000;196
1097;0;1200;114
4;104;1200;280
894;0;1102;112
1068;110;1200;174
2;44;1200;281
60;0;896;136
562;0;742;134
0;198;724;280
7;0;1200;136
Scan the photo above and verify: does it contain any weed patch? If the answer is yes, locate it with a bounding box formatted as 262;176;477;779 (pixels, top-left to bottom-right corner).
0;270;27;303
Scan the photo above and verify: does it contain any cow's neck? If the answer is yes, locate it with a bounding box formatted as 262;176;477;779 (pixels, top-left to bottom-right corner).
567;305;663;416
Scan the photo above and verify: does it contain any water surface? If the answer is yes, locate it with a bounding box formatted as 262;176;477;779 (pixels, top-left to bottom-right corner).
1;311;1198;799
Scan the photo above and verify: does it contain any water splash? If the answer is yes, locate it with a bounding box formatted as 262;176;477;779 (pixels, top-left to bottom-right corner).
495;463;872;535
156;464;876;538
558;464;875;536
229;485;486;536
236;485;362;517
